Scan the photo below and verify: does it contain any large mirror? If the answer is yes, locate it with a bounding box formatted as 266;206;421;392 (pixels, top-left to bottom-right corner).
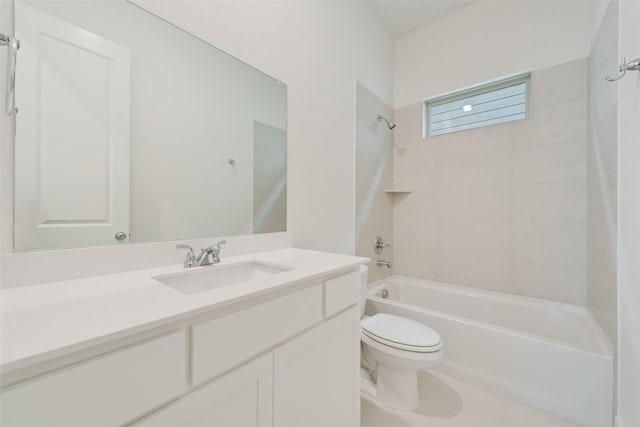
12;0;287;252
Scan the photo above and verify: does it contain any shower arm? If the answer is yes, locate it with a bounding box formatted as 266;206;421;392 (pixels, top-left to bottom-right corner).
377;114;396;130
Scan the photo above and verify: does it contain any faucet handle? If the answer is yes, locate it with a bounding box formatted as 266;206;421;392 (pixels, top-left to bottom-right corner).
209;240;226;264
176;244;195;267
202;240;226;252
374;236;391;254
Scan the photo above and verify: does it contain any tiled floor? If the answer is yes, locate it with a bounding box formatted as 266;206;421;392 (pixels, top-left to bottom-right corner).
361;370;586;427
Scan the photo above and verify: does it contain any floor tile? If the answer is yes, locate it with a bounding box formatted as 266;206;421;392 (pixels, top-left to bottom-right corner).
361;370;586;427
502;399;585;427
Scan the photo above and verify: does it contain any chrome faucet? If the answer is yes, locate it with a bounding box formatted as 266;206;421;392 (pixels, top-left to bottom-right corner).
176;240;226;268
195;240;227;266
377;259;392;269
176;244;195;267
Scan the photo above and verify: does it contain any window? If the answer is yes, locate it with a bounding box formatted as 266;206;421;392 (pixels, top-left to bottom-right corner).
424;73;530;137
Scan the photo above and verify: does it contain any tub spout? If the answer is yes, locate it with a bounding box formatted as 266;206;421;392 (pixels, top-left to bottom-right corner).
377;260;392;269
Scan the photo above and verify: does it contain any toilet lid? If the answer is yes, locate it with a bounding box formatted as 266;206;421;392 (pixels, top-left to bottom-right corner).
361;313;441;351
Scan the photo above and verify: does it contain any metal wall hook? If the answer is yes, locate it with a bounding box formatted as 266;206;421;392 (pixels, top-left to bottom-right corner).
605;57;640;82
0;33;20;115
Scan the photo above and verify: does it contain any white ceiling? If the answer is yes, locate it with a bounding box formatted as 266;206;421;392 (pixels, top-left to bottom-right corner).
367;1;477;38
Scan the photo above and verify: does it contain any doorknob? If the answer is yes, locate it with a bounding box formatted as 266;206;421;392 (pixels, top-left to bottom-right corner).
114;231;128;241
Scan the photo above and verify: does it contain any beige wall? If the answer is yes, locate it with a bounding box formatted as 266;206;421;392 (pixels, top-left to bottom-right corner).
393;1;592;108
587;0;618;348
616;1;640;424
355;82;394;283
392;59;589;305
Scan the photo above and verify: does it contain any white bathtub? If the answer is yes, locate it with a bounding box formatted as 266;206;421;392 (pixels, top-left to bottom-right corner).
366;275;613;427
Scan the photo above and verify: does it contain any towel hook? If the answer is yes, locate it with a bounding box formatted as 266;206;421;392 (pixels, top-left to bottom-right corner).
605;57;640;82
0;33;20;115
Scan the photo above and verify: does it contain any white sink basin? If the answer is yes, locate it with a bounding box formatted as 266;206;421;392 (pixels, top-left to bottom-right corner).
154;261;293;295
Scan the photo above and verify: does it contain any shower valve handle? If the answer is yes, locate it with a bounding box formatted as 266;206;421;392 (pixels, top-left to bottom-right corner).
374;236;391;254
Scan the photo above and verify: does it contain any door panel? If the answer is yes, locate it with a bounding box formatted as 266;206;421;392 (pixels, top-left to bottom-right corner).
15;1;130;251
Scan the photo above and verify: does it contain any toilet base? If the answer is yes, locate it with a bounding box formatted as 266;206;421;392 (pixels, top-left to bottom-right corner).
375;364;419;410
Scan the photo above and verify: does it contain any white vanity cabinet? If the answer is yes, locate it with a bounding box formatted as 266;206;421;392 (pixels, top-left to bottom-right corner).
134;353;274;427
191;284;323;385
0;331;187;427
0;266;362;427
273;306;360;427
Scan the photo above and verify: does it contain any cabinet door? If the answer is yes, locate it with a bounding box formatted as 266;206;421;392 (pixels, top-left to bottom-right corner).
134;353;273;427
1;331;186;427
273;306;360;427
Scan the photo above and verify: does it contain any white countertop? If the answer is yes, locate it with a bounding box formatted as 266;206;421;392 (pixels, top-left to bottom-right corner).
0;248;367;374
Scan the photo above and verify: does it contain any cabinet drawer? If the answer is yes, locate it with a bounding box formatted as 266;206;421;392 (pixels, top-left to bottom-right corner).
0;331;186;427
324;270;360;318
192;284;322;385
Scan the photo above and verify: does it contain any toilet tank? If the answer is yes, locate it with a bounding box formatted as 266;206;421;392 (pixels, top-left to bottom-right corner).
360;265;368;318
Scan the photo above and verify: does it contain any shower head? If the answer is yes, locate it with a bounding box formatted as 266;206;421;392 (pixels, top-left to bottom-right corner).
377;114;396;130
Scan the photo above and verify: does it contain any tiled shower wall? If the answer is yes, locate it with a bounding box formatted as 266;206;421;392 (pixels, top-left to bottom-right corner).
392;59;589;305
587;0;618;346
355;82;394;283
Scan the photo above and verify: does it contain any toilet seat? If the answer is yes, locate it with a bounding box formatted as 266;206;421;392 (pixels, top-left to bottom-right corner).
361;313;442;353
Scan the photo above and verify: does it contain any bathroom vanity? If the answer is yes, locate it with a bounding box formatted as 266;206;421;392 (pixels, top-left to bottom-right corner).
0;246;367;427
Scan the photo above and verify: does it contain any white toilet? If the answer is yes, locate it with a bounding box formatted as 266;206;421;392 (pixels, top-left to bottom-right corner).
359;266;443;410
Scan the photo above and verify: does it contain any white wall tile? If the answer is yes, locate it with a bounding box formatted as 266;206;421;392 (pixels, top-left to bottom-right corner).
588;103;617;176
393;131;434;157
394;146;436;190
437;150;512;188
590;225;617;287
587;222;617;346
436;249;512;293
438;219;511;246
513;181;587;222
438;219;512;257
531;58;588;108
588;167;617;228
513;140;587;184
585;0;618;349
393;244;436;280
393;103;423;136
436;186;512;221
513;221;586;261
588;0;619;123
393;191;436;246
513;98;588;147
512;255;587;305
587;264;617;347
391;59;590;306
434;122;513;158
